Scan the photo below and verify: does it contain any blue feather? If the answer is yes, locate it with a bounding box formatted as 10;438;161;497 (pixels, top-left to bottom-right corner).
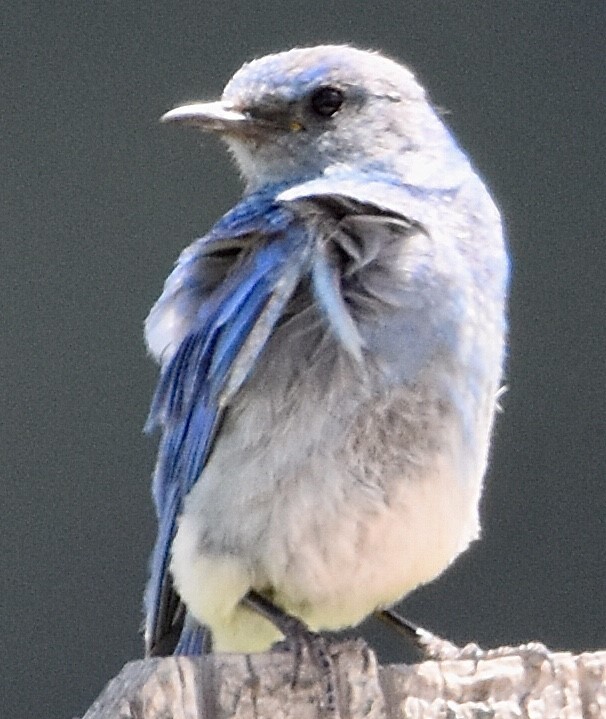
174;620;206;655
144;189;312;652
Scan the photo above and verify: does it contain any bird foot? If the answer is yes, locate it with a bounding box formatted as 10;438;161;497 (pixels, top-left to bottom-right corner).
242;590;339;715
272;630;338;714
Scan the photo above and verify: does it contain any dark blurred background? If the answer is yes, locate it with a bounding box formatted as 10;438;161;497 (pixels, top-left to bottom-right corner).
2;2;605;717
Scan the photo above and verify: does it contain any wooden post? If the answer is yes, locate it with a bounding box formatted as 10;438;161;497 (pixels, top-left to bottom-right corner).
82;640;606;718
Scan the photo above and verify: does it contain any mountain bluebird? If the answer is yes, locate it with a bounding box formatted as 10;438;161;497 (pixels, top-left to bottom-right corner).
144;45;509;658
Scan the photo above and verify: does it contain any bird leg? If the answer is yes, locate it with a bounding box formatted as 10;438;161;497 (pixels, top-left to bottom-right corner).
242;589;339;714
377;607;483;661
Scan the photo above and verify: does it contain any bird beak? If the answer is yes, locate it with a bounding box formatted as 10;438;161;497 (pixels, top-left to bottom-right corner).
160;101;250;134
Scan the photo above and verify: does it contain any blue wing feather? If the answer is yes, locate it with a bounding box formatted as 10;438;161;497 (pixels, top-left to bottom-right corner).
144;189;311;653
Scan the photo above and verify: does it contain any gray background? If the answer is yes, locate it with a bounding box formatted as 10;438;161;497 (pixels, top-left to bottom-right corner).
3;2;604;717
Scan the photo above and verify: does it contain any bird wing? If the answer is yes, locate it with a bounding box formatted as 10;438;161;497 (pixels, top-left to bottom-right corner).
144;188;311;655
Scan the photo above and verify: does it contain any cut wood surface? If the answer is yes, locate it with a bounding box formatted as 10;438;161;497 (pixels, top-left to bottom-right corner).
82;640;606;718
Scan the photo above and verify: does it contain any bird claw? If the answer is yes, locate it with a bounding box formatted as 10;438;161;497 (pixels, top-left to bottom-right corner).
272;629;338;715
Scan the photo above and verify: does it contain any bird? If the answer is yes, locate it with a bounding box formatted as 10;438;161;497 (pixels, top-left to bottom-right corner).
143;45;509;659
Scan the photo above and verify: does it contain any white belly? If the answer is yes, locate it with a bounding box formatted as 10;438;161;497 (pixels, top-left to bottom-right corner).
171;361;493;652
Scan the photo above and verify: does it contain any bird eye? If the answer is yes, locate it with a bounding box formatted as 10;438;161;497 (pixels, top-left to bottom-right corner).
310;86;344;117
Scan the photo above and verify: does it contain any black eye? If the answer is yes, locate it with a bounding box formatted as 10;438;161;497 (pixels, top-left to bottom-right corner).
310;86;344;117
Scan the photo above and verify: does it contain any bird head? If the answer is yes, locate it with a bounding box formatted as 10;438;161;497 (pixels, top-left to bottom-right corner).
161;45;459;190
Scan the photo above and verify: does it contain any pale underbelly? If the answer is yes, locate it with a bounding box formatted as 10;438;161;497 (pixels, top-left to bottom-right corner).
171;436;482;652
